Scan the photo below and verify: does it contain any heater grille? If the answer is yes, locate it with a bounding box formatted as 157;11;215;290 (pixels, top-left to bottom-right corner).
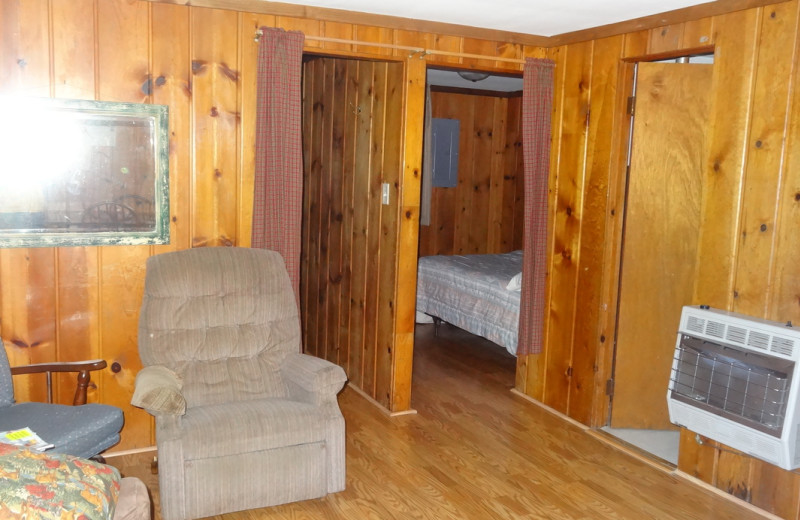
670;335;792;437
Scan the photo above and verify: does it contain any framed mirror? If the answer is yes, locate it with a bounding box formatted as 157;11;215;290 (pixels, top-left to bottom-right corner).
0;97;170;248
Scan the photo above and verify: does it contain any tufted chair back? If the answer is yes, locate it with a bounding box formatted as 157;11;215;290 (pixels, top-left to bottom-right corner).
138;247;300;409
0;340;15;407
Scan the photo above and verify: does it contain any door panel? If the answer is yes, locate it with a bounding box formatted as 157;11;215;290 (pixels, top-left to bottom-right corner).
611;62;712;429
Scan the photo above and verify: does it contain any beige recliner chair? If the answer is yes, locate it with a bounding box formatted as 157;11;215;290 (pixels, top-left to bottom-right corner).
132;247;346;520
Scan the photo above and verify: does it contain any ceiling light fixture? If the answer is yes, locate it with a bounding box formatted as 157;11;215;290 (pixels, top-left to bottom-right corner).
457;71;490;82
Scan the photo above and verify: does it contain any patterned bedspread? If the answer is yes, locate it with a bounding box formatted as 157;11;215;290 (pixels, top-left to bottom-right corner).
416;250;522;356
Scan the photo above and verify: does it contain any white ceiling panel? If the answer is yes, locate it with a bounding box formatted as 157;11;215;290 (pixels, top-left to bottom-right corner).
271;0;713;37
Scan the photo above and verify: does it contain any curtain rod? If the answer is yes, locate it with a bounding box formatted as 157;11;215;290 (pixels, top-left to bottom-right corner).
254;30;526;65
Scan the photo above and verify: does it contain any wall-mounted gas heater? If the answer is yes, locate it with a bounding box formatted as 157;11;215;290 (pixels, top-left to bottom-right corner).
667;305;800;470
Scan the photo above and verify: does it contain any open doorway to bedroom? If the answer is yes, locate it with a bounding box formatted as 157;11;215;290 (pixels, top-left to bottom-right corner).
413;66;524;394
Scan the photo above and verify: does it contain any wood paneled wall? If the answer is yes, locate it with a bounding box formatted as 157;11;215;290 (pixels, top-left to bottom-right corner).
300;56;404;407
0;0;532;450
515;2;800;516
417;91;524;257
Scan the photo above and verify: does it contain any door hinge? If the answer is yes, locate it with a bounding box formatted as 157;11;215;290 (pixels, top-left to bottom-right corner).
606;378;615;397
627;96;636;116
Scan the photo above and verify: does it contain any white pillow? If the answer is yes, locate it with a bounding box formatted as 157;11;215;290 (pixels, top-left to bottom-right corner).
506;272;522;291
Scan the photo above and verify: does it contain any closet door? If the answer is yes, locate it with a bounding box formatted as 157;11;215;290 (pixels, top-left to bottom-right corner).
610;62;712;429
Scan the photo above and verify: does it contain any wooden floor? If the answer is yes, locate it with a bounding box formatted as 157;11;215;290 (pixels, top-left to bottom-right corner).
108;323;770;520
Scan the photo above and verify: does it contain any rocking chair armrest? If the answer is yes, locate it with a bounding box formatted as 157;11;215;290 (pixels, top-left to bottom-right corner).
9;359;107;406
9;359;107;376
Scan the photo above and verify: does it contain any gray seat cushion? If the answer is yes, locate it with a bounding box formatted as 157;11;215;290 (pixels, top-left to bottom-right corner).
0;401;123;459
180;398;325;460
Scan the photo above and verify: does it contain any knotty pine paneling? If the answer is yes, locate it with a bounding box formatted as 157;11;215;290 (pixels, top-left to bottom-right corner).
301;56;404;407
0;0;531;450
417;91;524;257
515;2;800;517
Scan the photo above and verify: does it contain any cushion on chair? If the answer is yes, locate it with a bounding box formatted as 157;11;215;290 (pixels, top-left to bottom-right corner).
131;365;185;415
0;402;123;459
179;398;326;460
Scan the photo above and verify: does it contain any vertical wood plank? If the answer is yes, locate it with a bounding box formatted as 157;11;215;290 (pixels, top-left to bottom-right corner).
543;41;592;414
348;60;374;387
338;58;358;377
376;62;404;408
502;96;523;253
325;58;348;366
190;8;239;248
95;0;151;450
362;62;388;396
392;56;427;411
569;35;623;425
51;0;99;405
648;23;685;54
469;95;494;254
733;2;796;317
315;58;334;360
693;8;760;309
487;97;508;253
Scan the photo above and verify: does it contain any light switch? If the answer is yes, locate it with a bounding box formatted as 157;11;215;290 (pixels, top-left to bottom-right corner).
381;183;390;205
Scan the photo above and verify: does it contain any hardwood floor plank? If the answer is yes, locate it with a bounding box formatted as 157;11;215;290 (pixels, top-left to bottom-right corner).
109;324;770;520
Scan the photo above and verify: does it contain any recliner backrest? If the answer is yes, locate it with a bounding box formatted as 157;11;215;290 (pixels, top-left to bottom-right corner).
0;339;15;407
138;247;301;408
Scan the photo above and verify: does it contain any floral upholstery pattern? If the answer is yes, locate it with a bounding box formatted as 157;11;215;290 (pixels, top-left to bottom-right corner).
0;442;120;519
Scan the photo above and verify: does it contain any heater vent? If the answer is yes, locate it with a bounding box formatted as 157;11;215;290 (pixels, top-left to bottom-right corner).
670;335;792;437
670;306;800;470
771;337;796;357
687;315;705;334
727;326;747;345
748;331;770;351
706;320;726;338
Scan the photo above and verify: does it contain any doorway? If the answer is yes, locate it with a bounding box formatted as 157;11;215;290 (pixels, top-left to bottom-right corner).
604;55;714;463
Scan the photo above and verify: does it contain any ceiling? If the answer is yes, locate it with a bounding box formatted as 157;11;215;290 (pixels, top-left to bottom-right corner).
273;0;713;37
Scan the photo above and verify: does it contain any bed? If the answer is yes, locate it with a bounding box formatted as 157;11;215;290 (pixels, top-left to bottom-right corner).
415;250;523;356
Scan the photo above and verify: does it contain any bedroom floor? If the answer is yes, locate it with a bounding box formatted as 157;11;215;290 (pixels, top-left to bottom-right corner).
106;323;763;519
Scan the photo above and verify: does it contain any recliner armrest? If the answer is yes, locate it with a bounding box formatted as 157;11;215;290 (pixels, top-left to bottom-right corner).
131;366;186;416
280;353;347;406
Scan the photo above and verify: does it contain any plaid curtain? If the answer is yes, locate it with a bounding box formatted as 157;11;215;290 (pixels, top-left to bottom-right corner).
517;58;555;356
252;28;305;305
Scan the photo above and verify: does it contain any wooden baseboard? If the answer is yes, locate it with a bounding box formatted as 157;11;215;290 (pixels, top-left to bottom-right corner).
103;446;157;459
509;388;589;430
347;383;418;417
674;471;783;520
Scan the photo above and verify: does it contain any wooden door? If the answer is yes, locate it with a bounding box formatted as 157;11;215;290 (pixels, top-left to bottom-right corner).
610;62;712;429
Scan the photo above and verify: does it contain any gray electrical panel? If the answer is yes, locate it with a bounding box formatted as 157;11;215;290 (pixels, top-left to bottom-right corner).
432;118;460;188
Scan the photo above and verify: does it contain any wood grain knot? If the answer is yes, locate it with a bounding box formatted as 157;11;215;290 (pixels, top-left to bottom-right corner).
760;223;767;232
111;362;121;373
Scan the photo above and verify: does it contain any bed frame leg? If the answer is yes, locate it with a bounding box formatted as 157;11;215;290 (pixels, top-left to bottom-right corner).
433;317;443;337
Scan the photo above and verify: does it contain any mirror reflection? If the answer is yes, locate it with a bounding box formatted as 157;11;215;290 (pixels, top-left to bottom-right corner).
0;97;169;247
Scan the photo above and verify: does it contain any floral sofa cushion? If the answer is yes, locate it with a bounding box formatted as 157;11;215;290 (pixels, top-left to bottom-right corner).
0;442;120;519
